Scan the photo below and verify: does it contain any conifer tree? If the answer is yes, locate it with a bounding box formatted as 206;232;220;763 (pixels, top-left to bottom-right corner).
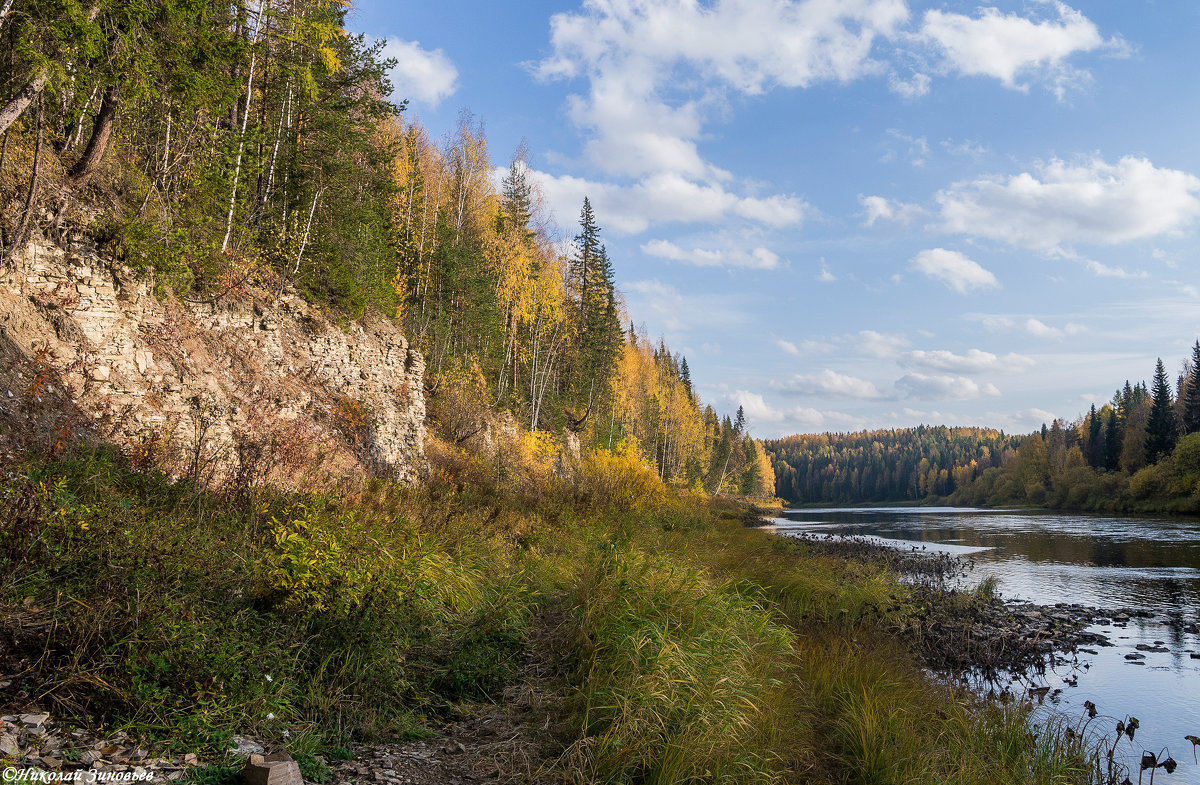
1087;404;1103;467
1145;358;1179;463
570;197;601;326
680;357;693;399
1104;409;1121;471
1183;340;1200;435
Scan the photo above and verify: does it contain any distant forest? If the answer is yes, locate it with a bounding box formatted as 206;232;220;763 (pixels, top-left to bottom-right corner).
766;344;1200;513
766;427;1019;504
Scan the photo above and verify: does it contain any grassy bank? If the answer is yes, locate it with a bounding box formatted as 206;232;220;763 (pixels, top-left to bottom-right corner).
0;443;1107;783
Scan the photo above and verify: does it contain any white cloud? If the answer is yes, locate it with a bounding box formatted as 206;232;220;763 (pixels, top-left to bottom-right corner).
889;71;931;98
774;339;801;356
909;248;999;294
937;156;1200;252
856;330;910;358
942;138;988;158
773;369;884;400
974;315;1086;338
1085;260;1148;279
1023;317;1086;339
816;260;837;283
885;128;930;166
895;373;1000;401
537;0;911;179
378;38;459;107
727;391;865;435
860;195;925;226
532;169;805;234
642;239;781;269
901;349;1034;374
916;2;1123;99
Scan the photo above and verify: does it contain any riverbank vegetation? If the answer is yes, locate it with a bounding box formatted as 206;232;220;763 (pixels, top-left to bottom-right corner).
767;345;1200;513
0;438;1108;784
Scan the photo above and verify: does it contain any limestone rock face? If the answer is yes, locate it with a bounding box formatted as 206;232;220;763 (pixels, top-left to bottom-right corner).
0;231;427;485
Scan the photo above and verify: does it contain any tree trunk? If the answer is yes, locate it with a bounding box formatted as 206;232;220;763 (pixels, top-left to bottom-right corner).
0;71;47;138
69;83;120;181
0;0;16;30
5;98;44;265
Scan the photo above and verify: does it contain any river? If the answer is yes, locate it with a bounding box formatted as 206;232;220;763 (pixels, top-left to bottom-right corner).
769;507;1200;783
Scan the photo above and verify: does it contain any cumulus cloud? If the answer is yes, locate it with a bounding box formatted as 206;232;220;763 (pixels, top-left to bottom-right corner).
901;349;1034;374
773;370;885;400
531;169;805;234
895;373;1000;401
642;239;781;269
937;156;1200;252
727;391;865;435
915;2;1124;98
1024;318;1065;338
909;248;999;294
537;0;910;179
816;261;837;283
860;195;925;226
856;330;911;358
378;38;459;107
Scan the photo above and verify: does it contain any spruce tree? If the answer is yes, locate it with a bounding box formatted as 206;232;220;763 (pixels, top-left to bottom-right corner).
1183;340;1200;435
571;197;601;326
1145;358;1179;463
499;156;533;237
680;357;693;399
1104;409;1121;471
1087;404;1102;467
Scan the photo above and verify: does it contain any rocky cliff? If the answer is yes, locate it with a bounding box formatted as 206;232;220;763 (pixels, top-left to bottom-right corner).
0;230;427;485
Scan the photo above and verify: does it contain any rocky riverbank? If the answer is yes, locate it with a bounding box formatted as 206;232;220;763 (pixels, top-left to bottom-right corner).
778;531;1195;685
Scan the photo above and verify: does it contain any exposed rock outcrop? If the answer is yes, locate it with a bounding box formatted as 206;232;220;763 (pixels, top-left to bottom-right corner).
0;230;426;484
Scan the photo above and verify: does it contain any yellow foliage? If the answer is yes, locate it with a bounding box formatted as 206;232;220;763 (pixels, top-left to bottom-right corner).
578;438;665;510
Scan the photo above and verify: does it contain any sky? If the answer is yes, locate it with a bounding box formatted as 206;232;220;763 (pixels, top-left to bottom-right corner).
349;0;1200;439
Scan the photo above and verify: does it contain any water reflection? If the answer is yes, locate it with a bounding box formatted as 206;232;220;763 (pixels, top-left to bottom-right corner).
773;507;1200;784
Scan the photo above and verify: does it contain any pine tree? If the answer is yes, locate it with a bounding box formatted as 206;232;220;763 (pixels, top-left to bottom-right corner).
1145;358;1179;463
1183;340;1200;435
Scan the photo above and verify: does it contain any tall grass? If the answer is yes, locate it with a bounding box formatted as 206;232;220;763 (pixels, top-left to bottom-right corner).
0;441;1105;783
562;544;806;783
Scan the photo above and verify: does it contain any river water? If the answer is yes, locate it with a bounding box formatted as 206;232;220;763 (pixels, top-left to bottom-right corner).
769;507;1200;783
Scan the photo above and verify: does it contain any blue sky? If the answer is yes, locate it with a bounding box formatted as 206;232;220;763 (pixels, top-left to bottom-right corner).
350;0;1200;438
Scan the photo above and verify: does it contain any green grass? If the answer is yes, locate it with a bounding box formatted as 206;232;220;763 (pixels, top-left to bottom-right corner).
0;445;1108;783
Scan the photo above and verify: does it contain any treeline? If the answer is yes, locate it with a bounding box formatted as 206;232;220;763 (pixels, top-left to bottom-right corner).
397;115;770;494
949;346;1200;511
766;427;1020;505
0;0;768;496
767;344;1200;512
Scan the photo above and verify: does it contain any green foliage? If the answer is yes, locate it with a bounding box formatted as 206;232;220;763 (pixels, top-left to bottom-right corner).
0;450;529;750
